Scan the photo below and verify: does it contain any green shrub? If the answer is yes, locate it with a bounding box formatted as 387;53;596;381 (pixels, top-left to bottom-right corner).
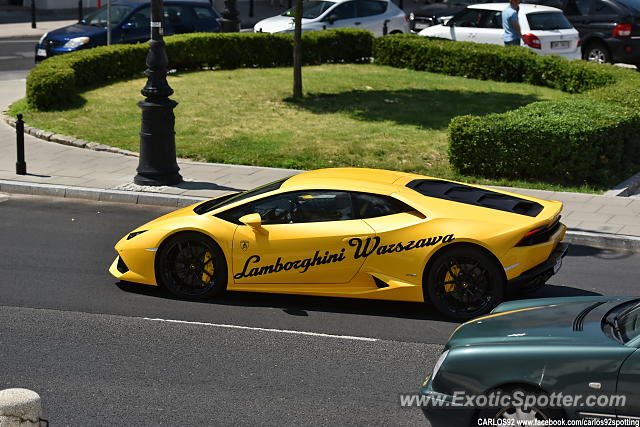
374;34;640;186
27;29;374;110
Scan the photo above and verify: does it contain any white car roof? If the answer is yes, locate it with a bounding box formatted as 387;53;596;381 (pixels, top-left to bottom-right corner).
468;3;563;13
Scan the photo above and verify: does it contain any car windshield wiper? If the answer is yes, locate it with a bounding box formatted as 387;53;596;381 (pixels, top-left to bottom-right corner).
603;315;624;342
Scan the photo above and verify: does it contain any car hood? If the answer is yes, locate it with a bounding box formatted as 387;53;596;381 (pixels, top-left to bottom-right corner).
46;23;106;40
254;15;312;33
447;296;636;349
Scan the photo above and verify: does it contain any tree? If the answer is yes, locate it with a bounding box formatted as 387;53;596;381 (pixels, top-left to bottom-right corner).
292;0;303;98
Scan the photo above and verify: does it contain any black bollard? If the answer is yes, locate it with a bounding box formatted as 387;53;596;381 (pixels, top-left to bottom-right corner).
16;114;26;175
78;0;83;22
31;0;36;29
249;0;254;18
383;19;389;35
399;0;404;9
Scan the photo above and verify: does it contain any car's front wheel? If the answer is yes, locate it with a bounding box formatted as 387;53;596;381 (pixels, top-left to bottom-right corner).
425;246;504;321
156;232;227;299
476;387;565;423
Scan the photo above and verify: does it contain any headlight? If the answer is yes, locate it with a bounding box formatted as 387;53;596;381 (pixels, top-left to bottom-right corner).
409;12;415;20
39;32;48;45
63;37;90;49
431;350;449;381
127;230;147;240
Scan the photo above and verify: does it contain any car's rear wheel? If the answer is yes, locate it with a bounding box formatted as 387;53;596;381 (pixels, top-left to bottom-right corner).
583;42;611;64
476;386;565;423
156;232;227;299
426;246;504;321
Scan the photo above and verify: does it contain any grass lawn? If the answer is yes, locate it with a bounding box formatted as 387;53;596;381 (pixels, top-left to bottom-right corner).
11;63;592;191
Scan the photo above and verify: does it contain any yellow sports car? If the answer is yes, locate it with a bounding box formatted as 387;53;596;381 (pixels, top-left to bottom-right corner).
109;168;567;320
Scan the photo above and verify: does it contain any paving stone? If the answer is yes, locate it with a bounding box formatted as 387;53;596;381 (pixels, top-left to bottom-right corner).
572;221;624;234
607;215;640;226
619;225;640;237
563;212;612;223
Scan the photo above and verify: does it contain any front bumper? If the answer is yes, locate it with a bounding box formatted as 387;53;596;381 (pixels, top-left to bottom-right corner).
419;381;475;427
508;242;569;290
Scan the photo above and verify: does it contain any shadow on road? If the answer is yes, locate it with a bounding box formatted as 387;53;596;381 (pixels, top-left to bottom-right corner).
174;181;241;192
565;244;636;261
116;280;459;323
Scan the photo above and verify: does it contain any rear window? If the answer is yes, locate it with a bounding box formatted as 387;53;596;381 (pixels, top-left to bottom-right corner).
614;0;640;13
526;12;573;30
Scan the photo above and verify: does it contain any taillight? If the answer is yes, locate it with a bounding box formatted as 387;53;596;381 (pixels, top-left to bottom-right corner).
516;226;545;246
613;24;632;37
577;39;582;47
522;33;541;49
405;14;409;22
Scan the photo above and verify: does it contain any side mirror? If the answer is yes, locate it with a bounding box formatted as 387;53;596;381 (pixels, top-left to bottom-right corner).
239;213;262;229
122;21;136;30
327;14;339;25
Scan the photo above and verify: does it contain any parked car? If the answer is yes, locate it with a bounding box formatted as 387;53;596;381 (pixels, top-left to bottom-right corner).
418;3;581;59
531;0;640;66
35;1;220;62
409;0;504;33
420;296;640;426
253;0;409;36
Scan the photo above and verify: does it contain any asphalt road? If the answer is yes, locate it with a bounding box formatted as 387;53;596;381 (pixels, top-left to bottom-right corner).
1;194;639;425
0;38;36;73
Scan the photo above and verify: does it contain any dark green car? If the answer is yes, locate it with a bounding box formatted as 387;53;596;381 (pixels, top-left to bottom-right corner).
419;296;640;425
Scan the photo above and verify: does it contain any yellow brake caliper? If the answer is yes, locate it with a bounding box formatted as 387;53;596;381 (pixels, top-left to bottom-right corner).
444;265;460;293
201;251;214;283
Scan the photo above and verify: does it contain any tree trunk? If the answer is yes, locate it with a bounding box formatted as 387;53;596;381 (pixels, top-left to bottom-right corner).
292;0;303;98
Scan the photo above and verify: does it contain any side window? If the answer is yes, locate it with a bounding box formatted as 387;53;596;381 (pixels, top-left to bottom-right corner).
593;0;617;14
480;10;502;28
328;2;357;20
451;9;484;27
357;0;387;17
194;6;218;19
566;0;590;15
352;193;414;219
217;191;354;225
164;6;196;32
128;6;150;28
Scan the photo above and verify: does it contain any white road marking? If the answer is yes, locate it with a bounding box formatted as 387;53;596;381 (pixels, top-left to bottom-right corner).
143;317;379;342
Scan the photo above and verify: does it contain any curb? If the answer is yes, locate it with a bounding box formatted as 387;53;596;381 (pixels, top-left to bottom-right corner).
604;170;640;197
1;180;639;251
0;180;206;208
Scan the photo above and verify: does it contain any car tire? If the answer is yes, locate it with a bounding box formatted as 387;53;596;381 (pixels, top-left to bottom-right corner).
156;232;227;300
583;41;612;64
476;386;565;423
425;246;504;321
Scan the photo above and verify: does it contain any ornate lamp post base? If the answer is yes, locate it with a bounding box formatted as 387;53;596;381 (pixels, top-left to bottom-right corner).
134;98;182;186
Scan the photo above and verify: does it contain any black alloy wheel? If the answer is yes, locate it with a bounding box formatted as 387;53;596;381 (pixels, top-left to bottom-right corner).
426;247;504;321
156;232;227;299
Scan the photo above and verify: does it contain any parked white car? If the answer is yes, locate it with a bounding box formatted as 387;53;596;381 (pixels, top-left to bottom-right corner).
418;3;581;59
253;0;409;36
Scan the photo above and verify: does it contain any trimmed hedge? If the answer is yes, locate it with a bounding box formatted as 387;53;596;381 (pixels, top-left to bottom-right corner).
27;29;373;111
374;35;640;186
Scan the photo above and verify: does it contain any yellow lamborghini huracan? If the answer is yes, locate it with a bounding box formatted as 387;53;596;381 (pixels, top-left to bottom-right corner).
109;168;567;320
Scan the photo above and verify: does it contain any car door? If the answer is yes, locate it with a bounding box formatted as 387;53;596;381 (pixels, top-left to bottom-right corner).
477;9;504;45
584;0;620;39
222;190;375;285
356;0;389;36
448;8;486;42
616;348;640;419
323;1;360;31
120;5;151;44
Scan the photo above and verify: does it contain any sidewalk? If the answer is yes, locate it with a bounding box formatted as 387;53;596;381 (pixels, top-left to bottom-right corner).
1;77;639;249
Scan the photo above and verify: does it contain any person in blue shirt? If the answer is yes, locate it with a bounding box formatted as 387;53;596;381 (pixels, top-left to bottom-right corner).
502;0;522;46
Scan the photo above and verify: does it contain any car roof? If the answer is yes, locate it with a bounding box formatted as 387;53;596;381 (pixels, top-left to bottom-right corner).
282;168;416;190
468;2;562;12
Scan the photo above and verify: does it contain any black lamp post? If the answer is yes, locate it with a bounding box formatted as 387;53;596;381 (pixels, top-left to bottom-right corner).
219;0;241;32
134;0;182;186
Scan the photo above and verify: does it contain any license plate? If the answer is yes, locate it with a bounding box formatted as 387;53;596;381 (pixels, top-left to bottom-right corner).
551;41;570;49
37;48;47;57
553;257;562;274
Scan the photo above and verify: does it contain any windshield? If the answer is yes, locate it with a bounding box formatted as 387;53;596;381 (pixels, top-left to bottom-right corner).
82;5;133;26
281;1;335;19
603;299;640;343
526;12;573;30
193;178;289;215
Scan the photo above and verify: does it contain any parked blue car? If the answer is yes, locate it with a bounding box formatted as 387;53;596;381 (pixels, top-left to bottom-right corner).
35;1;220;61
